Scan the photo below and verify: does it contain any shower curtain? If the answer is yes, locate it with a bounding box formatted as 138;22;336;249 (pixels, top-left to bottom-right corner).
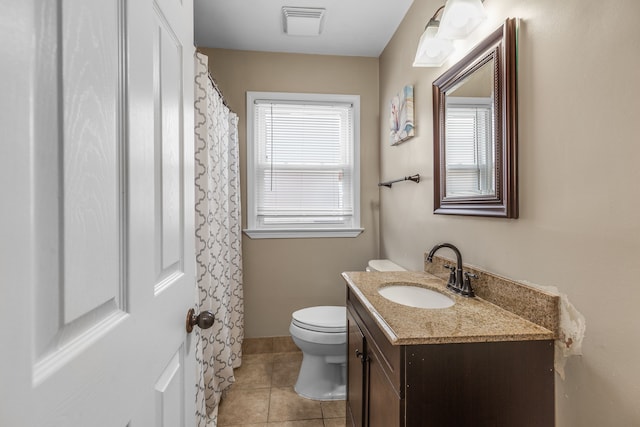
194;52;244;427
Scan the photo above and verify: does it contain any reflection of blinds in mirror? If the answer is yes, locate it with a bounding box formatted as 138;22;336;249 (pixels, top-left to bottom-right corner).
253;101;354;225
445;98;494;197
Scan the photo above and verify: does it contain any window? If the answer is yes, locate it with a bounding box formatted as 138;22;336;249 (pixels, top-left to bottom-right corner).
244;92;362;239
444;97;495;197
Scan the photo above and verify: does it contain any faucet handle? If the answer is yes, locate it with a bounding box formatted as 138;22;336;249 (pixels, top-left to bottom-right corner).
443;264;456;287
461;271;477;297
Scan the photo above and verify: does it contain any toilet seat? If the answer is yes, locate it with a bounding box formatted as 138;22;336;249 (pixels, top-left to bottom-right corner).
292;306;346;333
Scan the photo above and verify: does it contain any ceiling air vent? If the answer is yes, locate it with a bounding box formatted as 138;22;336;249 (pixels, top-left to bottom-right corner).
282;6;326;36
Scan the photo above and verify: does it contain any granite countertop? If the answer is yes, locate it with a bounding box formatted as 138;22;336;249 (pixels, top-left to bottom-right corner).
342;270;554;346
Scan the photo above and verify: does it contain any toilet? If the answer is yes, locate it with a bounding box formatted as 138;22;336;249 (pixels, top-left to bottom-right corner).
289;259;406;400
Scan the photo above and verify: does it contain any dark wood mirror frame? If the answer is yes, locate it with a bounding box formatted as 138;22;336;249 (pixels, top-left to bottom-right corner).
432;18;518;218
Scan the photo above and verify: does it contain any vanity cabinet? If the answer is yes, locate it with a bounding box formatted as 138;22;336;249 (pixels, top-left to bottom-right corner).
347;310;366;427
346;287;555;427
347;307;402;427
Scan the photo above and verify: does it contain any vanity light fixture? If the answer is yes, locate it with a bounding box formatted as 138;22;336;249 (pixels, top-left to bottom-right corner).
412;0;487;68
437;0;487;39
412;8;454;67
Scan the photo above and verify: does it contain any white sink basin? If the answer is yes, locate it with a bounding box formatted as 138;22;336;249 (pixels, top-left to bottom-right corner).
378;284;454;309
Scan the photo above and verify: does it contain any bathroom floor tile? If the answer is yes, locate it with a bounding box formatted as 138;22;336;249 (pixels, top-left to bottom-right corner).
323;418;346;427
221;424;268;427
272;361;301;388
273;352;303;364
244;353;275;363
266;421;324;427
218;388;270;426
243;337;274;354
233;355;273;389
268;387;323;422
320;401;346;419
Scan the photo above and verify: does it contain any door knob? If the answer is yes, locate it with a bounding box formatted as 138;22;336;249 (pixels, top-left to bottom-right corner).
186;308;215;333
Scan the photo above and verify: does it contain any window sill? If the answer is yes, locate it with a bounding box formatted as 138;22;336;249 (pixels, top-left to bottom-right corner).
243;228;364;239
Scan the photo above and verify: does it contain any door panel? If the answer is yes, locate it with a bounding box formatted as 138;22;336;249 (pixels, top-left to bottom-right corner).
155;347;186;427
33;0;129;379
368;352;401;427
62;0;125;323
32;0;130;393
154;4;185;285
136;0;197;425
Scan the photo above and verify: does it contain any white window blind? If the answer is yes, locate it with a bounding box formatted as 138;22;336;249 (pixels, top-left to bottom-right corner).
245;92;362;238
445;97;494;197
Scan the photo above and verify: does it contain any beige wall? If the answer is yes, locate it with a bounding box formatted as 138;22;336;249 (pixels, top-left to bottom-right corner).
379;0;640;425
199;48;380;338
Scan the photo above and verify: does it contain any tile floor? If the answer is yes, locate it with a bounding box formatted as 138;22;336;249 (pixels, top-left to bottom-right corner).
218;337;347;427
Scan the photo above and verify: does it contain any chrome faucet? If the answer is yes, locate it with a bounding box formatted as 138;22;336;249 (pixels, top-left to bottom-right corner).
426;243;475;297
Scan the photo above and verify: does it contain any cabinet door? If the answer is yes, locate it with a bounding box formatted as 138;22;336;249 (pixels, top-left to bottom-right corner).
368;348;401;427
347;309;366;427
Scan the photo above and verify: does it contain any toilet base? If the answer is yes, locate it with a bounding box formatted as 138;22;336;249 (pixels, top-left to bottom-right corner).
293;354;346;401
295;383;346;401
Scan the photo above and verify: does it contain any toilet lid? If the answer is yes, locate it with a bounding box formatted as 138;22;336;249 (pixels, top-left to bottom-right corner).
292;306;346;333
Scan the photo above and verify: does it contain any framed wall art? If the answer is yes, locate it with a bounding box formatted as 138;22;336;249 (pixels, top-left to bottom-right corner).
389;84;415;145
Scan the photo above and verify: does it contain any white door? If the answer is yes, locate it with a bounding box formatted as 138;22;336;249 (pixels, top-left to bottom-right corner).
0;0;198;425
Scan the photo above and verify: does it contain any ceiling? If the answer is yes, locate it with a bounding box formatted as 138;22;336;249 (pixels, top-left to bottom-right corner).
194;0;415;57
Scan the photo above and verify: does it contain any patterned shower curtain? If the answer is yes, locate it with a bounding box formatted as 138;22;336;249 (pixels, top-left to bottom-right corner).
194;52;244;427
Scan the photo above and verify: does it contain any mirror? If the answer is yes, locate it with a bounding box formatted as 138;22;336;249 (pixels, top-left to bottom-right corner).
433;18;518;218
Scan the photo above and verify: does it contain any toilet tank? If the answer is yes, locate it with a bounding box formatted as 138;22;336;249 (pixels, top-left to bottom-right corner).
366;259;406;272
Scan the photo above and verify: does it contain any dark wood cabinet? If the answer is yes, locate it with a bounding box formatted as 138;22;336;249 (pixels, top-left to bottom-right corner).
347;307;403;427
346;309;366;427
367;349;401;427
346;287;555;427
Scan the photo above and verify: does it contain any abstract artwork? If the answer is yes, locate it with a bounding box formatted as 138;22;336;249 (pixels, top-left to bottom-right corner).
389;85;415;145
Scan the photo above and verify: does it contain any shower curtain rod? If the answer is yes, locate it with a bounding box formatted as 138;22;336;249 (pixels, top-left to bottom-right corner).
207;71;230;109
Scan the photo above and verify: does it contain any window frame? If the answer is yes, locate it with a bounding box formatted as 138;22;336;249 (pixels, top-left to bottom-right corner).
244;91;362;239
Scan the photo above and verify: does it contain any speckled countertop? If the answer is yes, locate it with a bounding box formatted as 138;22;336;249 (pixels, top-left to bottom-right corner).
342;271;554;346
